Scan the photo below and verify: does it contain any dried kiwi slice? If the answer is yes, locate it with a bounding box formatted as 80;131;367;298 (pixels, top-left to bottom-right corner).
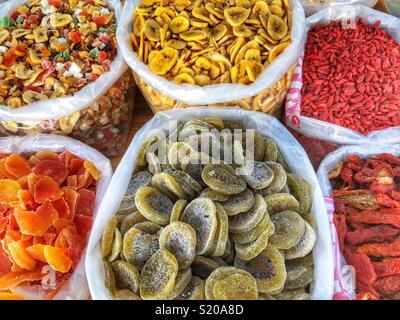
175;276;205;300
253;133;266;162
262;162;287;195
244;161;274;189
222;189;255;216
234;226;274;261
101;216;119;258
136;135;159;167
180;198;217;255
264;139;278;162
111;260;141;293
269;211;306;250
264;193;300;215
152;172;189;200
229;194;267;233
231;212;273;244
104;260;116;293
208;203;229;257
120;211;147;235
167;268;192;300
284;254;314;290
133;221;162;235
108;228;123;262
169;170;203;195
202;164;246;195
170;199;187;223
122;227;152;270
135;186;174;226
140;248;179;300
159;221;197;270
221;237;235;265
234;245;287;294
285;222;316;260
205;266;258;300
124;171;152;200
287;174;312;214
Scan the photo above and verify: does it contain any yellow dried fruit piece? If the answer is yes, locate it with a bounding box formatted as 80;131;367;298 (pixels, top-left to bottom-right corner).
170;16;190;34
224;7;251;27
168;268;192;299
267;14;288;41
234;226;273;260
148;47;179;75
191;256;220;279
22;90;48;104
101;216;118;258
213;273;258;300
208;203;229;257
108;228;123;262
175;276;205;300
170;199;187;223
234;245;287;293
174;73;195;84
0;29;9;44
122;227;153;270
268;41;289;63
50;13;73;28
111;260;141;293
140;248;179;300
159;221;197;269
143;19;161;41
245;60;263;81
231;212;273;244
179;29;208;41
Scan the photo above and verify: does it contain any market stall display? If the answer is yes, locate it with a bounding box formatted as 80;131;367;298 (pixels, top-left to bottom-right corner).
0;0;133;157
118;0;304;116
86;108;334;300
0;134;112;300
286;4;400;168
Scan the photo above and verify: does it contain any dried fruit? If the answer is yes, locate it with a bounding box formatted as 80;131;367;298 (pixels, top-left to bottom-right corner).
269;211;306;250
111;260;141;293
202;164;246;196
140;248;179;300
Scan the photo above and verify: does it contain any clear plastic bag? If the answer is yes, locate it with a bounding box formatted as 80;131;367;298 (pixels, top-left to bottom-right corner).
118;0;305;115
317;144;400;300
0;0;133;157
0;133;113;300
86;107;334;300
285;4;400;165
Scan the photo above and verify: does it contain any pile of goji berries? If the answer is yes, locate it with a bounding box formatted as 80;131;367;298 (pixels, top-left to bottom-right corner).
330;153;400;300
301;19;400;134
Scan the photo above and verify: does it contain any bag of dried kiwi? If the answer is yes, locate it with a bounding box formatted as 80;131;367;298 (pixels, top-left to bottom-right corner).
86;107;334;300
117;0;305;115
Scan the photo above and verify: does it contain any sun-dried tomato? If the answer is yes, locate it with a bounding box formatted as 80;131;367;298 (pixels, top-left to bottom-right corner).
345;225;400;246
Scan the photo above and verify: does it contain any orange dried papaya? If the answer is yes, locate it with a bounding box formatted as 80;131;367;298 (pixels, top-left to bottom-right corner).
0;292;25;300
63;188;78;220
17;190;37;211
52;197;70;219
53;218;73;233
25;244;47;263
33;160;68;185
33;176;63;204
0;269;43;290
0;159;16;179
44;246;72;273
5;155;31;179
74;215;92;238
28;155;41;166
69;158;84;175
66;175;77;188
7;240;37;271
27;172;39;196
0;179;21;204
35;151;58;160
14;201;59;236
17;176;28;190
84;160;100;181
76;189;95;216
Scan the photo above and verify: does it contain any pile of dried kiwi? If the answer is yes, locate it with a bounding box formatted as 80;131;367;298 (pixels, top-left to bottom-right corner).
101;117;317;300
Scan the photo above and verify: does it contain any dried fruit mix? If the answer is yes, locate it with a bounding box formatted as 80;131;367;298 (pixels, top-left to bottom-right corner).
301;19;400;134
101;117;317;300
0;151;99;300
330;153;400;300
0;0;117;107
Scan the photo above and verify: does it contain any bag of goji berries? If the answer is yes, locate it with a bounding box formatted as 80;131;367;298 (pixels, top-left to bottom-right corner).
0;133;112;300
86;107;334;300
285;4;400;169
0;0;134;157
118;0;305;117
317;144;400;300
300;0;378;17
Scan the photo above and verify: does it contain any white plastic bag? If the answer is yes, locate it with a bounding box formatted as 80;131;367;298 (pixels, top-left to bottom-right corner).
86;107;334;300
317;144;400;299
285;5;400;147
300;0;378;17
117;0;305;107
0;0;127;122
0;134;113;300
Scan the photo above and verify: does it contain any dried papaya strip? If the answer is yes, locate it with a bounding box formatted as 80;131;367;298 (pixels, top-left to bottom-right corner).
0;179;22;204
33;176;63;204
0;269;43;290
374;275;400;294
373;258;400;277
348;211;400;228
4;155;31;179
84;160;100;181
35;151;58;160
346;225;400;246
33;160;68;185
75;189;95;216
344;248;377;286
357;239;400;257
